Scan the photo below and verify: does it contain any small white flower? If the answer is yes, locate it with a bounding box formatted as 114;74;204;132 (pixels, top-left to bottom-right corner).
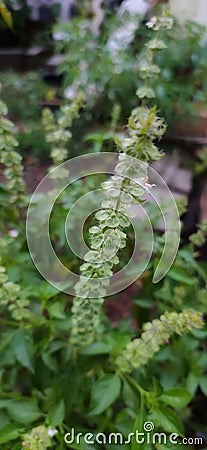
146;17;157;29
9;229;19;238
48;428;58;438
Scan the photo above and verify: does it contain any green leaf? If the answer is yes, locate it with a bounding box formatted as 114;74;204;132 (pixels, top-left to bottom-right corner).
0;423;21;444
12;328;34;373
48;301;66;319
48;399;65;426
167;265;197;285
38;282;59;300
47;340;65;354
11;444;23;450
0;2;13;30
0;399;12;409
84;131;113;142
199;376;207;396
132;411;144;450
134;298;154;308
151;406;184;435
0;410;10;430
191;329;207;339
0;332;12;352
0;346;16;367
42;352;58;372
160;388;192;409
68;440;98;450
153;378;163;398
6;400;42;424
88;374;121;415
81;342;112;355
122;381;139;414
178;250;207;281
186;372;199;395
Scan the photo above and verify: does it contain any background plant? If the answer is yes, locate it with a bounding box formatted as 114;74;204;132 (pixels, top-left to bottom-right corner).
54;11;142;122
0;7;206;450
148;19;207;127
0;71;57;162
54;7;207;131
0;0;29;47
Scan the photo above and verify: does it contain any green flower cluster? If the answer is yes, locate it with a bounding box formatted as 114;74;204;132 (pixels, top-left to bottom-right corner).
176;195;188;216
116;309;204;373
42;93;84;165
0;96;25;208
189;220;207;247
146;11;173;31
0;256;30;320
70;9;174;348
172;285;186;307
197;287;207;314
137;9;173;100
70;111;166;346
120;106;166;161
22;425;54;450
